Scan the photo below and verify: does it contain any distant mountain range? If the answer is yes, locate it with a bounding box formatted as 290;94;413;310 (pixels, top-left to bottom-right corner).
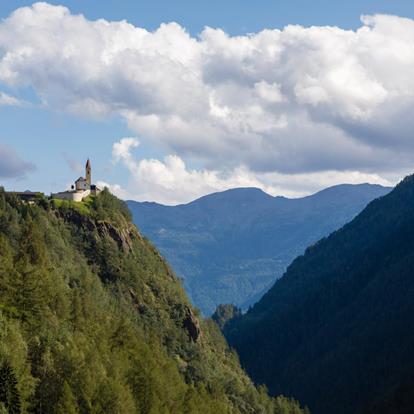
224;175;414;414
127;183;391;315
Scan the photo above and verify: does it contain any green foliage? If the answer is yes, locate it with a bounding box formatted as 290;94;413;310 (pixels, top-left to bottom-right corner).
51;198;92;217
226;174;414;414
0;362;21;414
127;184;391;314
212;304;242;329
0;188;305;414
55;382;78;414
91;188;132;222
50;188;131;224
274;397;310;414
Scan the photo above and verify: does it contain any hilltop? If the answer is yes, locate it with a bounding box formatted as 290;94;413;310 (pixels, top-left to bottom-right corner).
0;188;306;413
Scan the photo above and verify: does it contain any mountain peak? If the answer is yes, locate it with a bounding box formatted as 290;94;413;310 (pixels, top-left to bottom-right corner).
127;182;391;315
188;187;275;206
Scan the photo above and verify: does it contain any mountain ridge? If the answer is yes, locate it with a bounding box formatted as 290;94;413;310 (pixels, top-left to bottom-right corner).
224;174;414;414
127;183;392;314
129;183;389;207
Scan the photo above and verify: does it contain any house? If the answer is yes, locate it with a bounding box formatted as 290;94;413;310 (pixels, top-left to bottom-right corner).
6;190;43;203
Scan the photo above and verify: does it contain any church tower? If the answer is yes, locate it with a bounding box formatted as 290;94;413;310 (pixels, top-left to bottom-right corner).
86;159;91;187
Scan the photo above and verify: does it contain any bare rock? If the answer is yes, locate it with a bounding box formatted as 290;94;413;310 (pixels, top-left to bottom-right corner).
183;306;202;342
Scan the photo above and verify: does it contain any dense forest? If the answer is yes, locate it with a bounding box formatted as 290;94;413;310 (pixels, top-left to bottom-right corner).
128;184;390;314
224;175;414;414
0;188;306;414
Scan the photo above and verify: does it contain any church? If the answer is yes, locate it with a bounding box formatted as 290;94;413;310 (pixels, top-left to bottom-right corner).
52;159;101;202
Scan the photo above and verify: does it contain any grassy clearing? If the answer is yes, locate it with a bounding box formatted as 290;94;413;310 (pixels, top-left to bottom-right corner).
51;195;95;216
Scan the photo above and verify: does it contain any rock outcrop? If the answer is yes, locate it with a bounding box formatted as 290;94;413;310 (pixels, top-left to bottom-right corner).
55;208;140;253
183;306;202;342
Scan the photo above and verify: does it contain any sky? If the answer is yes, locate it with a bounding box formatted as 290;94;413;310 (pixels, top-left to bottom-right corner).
0;1;414;204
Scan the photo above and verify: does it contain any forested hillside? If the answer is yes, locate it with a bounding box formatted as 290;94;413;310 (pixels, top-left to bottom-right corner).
0;188;306;414
127;184;390;314
224;175;414;414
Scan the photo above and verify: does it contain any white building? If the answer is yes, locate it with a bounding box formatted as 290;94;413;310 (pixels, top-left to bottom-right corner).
52;159;101;202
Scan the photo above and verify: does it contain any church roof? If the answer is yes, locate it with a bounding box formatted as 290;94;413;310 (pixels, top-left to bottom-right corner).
75;176;86;183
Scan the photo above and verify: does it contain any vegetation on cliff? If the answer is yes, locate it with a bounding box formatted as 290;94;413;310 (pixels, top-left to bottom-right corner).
225;175;414;414
0;188;306;414
212;304;242;330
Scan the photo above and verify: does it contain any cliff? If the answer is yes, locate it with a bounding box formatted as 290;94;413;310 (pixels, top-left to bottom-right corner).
0;189;306;414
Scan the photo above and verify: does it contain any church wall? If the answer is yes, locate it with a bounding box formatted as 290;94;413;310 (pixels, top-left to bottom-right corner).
52;190;90;202
76;180;89;191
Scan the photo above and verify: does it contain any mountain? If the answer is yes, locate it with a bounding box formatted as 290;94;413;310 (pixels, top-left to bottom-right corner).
127;184;391;314
224;175;414;414
0;188;306;414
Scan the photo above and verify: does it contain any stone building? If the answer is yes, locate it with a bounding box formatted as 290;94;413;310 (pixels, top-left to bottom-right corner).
52;159;101;202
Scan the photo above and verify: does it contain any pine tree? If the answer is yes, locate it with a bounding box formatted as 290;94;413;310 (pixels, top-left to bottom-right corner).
55;382;78;414
0;362;21;414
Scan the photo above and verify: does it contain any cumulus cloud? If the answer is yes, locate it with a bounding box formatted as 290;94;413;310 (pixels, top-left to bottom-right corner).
0;3;412;201
104;138;391;205
0;143;35;179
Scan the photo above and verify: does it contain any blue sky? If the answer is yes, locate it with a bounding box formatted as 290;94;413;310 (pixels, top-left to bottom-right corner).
2;1;414;34
0;1;414;203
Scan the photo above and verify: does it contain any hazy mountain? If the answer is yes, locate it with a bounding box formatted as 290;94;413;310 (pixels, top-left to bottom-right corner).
224;175;414;414
0;188;307;413
127;183;391;314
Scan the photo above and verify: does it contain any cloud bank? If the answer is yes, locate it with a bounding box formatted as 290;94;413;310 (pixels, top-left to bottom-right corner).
0;144;35;179
0;3;412;202
103;138;390;205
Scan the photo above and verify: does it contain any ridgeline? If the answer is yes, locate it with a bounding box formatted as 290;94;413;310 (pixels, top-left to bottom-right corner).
224;175;414;414
127;184;391;315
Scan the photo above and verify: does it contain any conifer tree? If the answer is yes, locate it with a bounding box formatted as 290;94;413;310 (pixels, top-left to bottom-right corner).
55;382;78;414
0;362;21;414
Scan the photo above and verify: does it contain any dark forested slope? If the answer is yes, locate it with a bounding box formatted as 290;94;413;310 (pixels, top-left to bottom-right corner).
0;189;305;414
127;184;390;314
224;175;414;414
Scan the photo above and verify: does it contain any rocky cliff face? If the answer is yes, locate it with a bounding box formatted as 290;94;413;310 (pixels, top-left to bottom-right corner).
183;306;202;342
56;208;140;253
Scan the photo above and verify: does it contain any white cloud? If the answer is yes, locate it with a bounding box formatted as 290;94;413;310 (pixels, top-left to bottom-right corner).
0;3;412;201
112;137;140;172
104;137;392;205
0;91;22;106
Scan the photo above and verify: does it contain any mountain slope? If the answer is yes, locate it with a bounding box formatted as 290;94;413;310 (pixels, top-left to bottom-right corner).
127;184;391;314
0;189;306;414
224;175;414;414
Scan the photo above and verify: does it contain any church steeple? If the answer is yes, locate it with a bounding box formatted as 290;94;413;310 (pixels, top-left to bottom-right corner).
86;159;91;186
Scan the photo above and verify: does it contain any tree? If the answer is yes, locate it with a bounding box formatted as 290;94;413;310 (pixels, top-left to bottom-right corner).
55;382;79;414
0;362;21;414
